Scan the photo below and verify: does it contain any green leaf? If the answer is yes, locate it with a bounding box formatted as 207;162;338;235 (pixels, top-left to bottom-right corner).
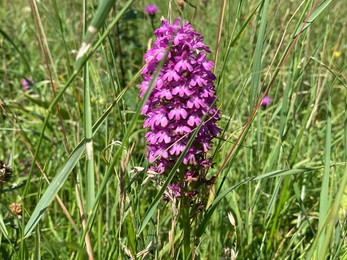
196;166;322;237
24;141;85;238
294;0;333;36
0;28;31;71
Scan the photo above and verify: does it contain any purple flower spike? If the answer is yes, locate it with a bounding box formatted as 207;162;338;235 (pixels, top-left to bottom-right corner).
261;96;272;109
139;17;221;201
22;78;34;91
145;4;158;17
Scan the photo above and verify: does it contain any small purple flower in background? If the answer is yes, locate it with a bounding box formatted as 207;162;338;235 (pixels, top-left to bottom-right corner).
261;96;272;109
139;17;221;201
19;158;33;176
145;4;158;17
22;78;34;91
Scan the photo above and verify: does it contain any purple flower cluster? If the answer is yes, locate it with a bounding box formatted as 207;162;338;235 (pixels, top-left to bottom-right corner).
22;78;34;91
139;17;221;199
145;4;158;17
261;96;272;109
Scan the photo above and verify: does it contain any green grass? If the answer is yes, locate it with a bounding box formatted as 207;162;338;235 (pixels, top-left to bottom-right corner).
1;0;347;259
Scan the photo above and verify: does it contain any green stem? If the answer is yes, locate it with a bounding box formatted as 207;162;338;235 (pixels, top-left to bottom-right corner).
182;202;191;259
177;165;191;258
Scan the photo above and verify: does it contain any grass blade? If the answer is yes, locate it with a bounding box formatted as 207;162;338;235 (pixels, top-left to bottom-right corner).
196;166;322;237
24;141;85;237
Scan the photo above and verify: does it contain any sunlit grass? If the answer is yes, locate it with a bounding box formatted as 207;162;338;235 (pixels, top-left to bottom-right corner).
0;0;347;259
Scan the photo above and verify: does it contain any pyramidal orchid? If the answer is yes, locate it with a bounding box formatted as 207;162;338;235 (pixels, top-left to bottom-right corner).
22;78;34;91
261;96;272;109
145;4;158;17
139;17;221;202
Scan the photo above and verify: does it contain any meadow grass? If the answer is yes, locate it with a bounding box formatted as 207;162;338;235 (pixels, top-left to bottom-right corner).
1;0;347;259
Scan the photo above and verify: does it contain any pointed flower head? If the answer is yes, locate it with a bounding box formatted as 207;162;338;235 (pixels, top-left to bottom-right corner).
145;4;158;17
22;78;34;91
261;96;272;109
139;17;221;200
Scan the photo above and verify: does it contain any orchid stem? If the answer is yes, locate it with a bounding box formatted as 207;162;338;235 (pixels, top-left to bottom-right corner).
182;202;191;259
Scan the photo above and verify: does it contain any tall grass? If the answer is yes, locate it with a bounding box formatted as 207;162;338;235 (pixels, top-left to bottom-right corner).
1;0;347;259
